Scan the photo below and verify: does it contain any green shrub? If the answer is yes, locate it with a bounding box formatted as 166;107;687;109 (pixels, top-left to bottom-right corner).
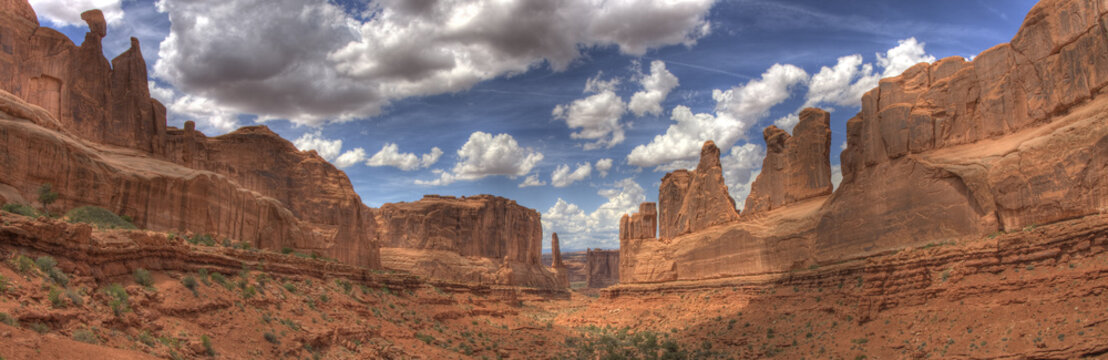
65;289;83;306
72;329;99;344
133;268;154;287
201;334;215;356
264;331;279;344
37;184;58;209
0;274;8;294
283;283;297;293
210;273;228;289
35;256;57;272
242;285;256;300
415;332;434;344
138;331;156;347
30;322;49;334
198;269;210;285
0;312;17;327
187;234;216;246
64;206;136;230
281;247;294;254
12;255;35;273
1;203;40;217
182;276;198;294
105;283;129;316
48;287;65;308
48;267;69;286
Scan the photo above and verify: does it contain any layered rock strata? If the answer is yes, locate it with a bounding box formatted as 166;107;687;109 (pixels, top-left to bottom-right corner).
586;249;620;288
743;108;833;215
657;141;740;239
618;0;1108;284
376;195;558;288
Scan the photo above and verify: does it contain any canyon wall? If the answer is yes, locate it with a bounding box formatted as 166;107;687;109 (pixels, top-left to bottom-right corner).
586;249;620;288
619;0;1108;284
0;6;382;268
742;108;832;215
376;195;558;288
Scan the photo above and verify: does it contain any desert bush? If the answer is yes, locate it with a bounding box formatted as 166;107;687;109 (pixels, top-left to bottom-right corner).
138;330;156;347
133;268;154;287
105;283;129;315
264;331;279;344
210;273;228;289
198;269;210;285
0;312;17;327
65;206;136;230
11;255;34;273
201;334;215;356
35;256;57;272
72;329;99;344
47;267;69;286
0;274;8;294
182;276;198;295
37;184;57;209
48;287;64;308
283;282;297;293
30;322;49;334
1;203;40;217
66;289;83;306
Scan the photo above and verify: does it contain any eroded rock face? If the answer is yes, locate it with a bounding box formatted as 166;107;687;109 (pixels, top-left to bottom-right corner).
619;0;1108;284
658;141;740;239
586;249;619;288
619;202;656;242
0;3;380;269
743;108;832;215
376;195;558;287
550;233;570;288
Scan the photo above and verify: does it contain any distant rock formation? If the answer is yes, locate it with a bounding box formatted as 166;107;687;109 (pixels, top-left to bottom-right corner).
618;0;1108;284
658;141;740;239
586;249;619;288
376;195;558;288
550;233;570;288
619;202;657;242
743;108;832;215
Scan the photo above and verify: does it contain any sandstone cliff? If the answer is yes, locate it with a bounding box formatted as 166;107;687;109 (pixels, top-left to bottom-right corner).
657;141;740;239
586;249;620;288
0;6;379;267
376;195;558;288
743;108;832;215
619;0;1108;283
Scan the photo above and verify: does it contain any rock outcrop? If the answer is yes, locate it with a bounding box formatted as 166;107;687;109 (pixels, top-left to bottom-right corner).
657;141;740;239
618;0;1108;284
743;108;832;215
619;202;656;242
586;249;619;288
550;233;570;288
0;5;379;268
376;195;558;288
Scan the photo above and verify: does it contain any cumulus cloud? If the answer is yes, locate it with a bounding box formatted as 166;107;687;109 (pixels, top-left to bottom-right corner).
29;0;124;27
154;0;717;126
553;73;629;150
366;144;443;171
803;38;934;110
629;61;679;117
542;178;646;249
417;132;543;186
518;174;546;188
627;63;807;170
830;164;843;190
773;113;800;132
720;143;765;208
292;132;368;169
147;80;240;133
551;163;593;188
595;158;614;178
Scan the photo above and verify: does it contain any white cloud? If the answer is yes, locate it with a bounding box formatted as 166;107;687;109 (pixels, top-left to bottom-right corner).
146;80;240;134
802;54;880;110
830;164;843;190
553;73;629;150
366;143;443;171
542;178;646;249
417;131;543;186
292;131;367;169
29;0;124;27
628;61;679;117
773;113;800;132
595;158;614;178
148;81;175;105
878;37;936;78
627;63;807;170
551;162;593;188
154;0;717;126
518;174;546;188
720;143;764;209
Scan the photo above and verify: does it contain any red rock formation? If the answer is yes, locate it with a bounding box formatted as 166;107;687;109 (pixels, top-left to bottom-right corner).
619;202;656;241
743;108;832;215
0;3;380;269
657;141;740;239
619;0;1108;284
586;249;620;288
376;195;558;287
550;233;570;288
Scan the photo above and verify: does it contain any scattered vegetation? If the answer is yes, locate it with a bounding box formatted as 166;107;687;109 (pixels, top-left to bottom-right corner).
1;203;41;217
264;331;279;344
201;334;215;356
72;329;99;344
37;183;58;210
182;276;198;295
65;206;136;230
105;283;129;316
133;268;154;287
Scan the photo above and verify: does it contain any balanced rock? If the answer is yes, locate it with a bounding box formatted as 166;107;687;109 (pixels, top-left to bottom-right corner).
743;108;832;215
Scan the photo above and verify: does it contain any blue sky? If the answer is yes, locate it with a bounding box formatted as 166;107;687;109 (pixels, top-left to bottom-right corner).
34;0;1037;252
